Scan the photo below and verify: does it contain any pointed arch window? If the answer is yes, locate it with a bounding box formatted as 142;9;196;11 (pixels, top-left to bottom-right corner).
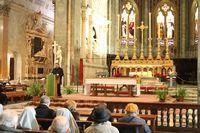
121;1;137;46
156;4;175;46
194;3;198;45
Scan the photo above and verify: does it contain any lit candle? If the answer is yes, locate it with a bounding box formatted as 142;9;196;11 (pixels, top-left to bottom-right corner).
158;23;160;38
149;12;151;38
117;14;120;39
126;14;129;39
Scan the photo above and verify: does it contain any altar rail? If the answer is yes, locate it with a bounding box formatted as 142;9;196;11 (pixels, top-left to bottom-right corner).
107;102;200;132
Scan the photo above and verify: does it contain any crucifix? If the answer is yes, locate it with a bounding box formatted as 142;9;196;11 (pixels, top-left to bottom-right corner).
52;41;59;66
137;21;148;59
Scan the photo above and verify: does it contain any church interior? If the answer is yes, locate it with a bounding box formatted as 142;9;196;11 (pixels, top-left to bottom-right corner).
0;0;200;132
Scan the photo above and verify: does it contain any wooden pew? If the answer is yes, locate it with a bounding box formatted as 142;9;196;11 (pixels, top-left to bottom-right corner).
37;118;145;133
79;110;156;132
77;120;145;133
3;91;27;102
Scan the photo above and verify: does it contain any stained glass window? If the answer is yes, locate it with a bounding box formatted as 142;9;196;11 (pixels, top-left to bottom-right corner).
156;4;175;46
121;2;136;45
194;3;198;45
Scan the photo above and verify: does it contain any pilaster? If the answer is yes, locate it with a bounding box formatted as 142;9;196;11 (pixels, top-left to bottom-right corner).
180;0;186;57
197;0;200;104
0;3;10;79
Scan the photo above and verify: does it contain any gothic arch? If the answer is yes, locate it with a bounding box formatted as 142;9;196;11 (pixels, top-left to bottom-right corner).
152;0;178;57
119;0;139;38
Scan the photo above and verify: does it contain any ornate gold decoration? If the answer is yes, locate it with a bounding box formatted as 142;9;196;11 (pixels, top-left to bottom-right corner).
0;4;10;16
137;21;148;59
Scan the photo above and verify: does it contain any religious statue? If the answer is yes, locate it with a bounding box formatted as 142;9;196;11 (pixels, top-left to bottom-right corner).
167;22;174;39
129;22;134;37
53;41;62;66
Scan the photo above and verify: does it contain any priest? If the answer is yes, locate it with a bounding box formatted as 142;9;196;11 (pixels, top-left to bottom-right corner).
52;63;64;96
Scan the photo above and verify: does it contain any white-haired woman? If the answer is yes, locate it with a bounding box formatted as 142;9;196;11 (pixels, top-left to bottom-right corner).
56;108;79;133
50;116;70;133
0;104;3;114
18;107;40;131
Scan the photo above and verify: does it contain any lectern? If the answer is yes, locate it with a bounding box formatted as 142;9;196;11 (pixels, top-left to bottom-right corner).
46;73;59;97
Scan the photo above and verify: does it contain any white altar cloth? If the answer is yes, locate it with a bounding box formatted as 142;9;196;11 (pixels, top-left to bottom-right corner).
84;78;140;96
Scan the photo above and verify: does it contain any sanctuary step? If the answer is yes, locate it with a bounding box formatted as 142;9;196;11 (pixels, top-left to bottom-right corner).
168;85;197;103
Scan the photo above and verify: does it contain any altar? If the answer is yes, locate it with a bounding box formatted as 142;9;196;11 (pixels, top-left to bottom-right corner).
84;78;140;96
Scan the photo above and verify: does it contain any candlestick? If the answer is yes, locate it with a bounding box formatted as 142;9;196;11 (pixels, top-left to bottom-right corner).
158;23;160;38
149;12;151;38
126;15;129;39
117;14;120;39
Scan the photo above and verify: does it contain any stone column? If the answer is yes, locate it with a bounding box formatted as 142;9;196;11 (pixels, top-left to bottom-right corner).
81;0;87;58
180;0;186;57
88;14;93;63
108;0;119;54
0;3;10;79
54;0;70;85
197;0;200;103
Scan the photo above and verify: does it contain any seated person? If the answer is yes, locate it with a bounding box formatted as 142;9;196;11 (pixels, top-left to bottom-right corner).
0;104;3;114
87;103;113;122
35;95;56;130
0;109;22;132
118;103;151;133
18;107;39;131
49;116;70;133
0;83;7;105
56;108;79;133
85;107;119;133
65;100;80;120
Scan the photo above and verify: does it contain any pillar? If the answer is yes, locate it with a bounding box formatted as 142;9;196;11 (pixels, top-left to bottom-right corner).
54;0;70;85
81;0;87;58
108;0;119;54
180;0;186;57
0;3;9;79
197;0;200;103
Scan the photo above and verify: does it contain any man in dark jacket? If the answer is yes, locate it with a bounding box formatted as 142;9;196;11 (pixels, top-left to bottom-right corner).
52;63;64;96
35;95;56;130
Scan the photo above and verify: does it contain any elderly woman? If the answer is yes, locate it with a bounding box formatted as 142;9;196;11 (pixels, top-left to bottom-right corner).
18;107;39;131
118;103;151;133
85;107;119;133
56;108;79;133
0;109;22;132
65;100;80;120
50;116;70;133
0;104;3;114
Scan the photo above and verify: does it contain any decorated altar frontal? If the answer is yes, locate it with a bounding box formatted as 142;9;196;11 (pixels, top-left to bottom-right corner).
84;77;140;96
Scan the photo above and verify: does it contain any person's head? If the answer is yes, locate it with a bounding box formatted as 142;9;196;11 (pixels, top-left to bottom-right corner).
125;103;139;116
56;108;71;121
95;103;107;109
40;95;50;106
18;107;39;130
0;109;18;128
55;63;60;68
65;100;77;111
0;104;3;114
91;107;111;123
51;116;70;133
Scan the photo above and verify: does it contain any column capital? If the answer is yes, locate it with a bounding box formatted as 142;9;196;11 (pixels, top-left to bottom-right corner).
0;4;10;16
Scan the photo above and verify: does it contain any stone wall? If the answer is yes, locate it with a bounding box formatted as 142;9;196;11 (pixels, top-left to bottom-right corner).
7;1;54;80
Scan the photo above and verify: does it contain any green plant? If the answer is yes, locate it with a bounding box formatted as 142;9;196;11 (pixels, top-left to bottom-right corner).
27;82;42;97
63;86;76;94
155;89;168;102
176;87;187;102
